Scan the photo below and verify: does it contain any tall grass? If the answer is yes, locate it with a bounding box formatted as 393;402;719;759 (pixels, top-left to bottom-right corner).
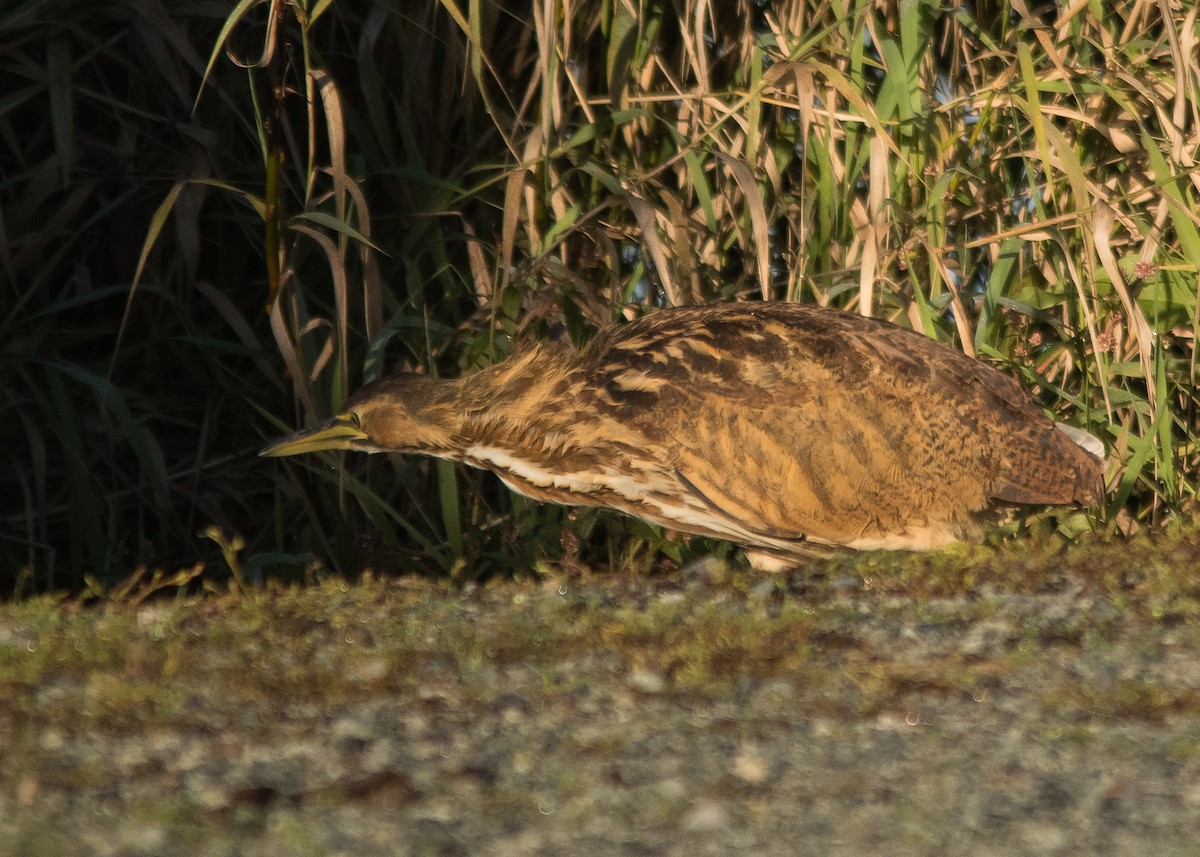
2;0;1197;593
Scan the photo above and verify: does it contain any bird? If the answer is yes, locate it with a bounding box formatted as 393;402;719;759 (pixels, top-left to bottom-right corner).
261;301;1106;570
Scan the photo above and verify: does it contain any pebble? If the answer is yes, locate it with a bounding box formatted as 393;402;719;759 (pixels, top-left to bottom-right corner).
683;799;730;831
732;746;769;784
628;668;666;694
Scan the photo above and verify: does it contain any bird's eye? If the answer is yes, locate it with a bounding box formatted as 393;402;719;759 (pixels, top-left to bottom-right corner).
349;411;363;429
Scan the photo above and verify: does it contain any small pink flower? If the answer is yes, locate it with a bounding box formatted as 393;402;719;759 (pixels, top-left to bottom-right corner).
1095;331;1115;353
1134;260;1157;279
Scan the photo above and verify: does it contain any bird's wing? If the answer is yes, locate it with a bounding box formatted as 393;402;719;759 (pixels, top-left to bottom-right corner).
667;393;968;548
585;304;1102;548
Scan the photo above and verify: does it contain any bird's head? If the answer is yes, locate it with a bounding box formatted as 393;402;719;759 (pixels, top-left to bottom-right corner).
259;375;464;458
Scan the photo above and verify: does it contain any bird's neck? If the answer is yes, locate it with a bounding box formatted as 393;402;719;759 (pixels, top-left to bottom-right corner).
455;342;580;447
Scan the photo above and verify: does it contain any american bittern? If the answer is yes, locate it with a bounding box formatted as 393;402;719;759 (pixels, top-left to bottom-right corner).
262;302;1105;570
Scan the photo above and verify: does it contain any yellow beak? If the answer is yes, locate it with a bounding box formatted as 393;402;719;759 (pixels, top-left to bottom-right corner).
259;415;368;457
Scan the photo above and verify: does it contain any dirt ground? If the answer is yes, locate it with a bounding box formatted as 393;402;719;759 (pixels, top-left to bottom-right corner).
3;532;1200;856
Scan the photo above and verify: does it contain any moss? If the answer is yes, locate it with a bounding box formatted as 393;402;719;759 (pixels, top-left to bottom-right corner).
3;526;1200;820
0;807;69;857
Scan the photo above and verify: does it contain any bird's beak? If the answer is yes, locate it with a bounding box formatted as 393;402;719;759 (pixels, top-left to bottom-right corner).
259;414;367;457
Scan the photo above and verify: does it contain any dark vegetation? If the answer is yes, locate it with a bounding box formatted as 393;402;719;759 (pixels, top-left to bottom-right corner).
3;0;1197;594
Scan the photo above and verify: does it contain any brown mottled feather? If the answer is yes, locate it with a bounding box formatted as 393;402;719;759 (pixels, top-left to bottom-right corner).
292;303;1106;565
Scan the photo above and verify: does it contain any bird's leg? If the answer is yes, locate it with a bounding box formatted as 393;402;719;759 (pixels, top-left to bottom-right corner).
559;510;583;575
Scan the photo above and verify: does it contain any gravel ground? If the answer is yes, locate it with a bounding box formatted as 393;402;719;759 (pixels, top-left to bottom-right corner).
3;536;1200;856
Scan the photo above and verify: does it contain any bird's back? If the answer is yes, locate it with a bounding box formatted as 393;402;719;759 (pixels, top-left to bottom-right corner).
575;303;1102;550
461;302;1104;557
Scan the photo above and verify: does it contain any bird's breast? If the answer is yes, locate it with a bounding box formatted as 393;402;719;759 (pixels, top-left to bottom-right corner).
462;444;663;499
461;443;766;540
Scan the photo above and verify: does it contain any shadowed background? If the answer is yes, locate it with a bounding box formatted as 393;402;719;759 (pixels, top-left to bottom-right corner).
2;0;1196;593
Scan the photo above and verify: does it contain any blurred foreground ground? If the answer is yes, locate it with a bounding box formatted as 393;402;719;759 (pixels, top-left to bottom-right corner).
3;532;1200;856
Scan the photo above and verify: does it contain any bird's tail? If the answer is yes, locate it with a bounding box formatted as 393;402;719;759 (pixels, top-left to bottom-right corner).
1054;423;1104;463
1053;423;1106;506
